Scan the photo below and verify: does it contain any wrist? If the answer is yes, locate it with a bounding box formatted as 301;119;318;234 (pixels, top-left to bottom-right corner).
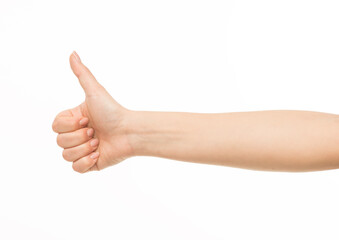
123;110;185;157
124;110;150;157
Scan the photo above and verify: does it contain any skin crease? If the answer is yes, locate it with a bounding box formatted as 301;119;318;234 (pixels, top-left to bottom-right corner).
53;51;339;173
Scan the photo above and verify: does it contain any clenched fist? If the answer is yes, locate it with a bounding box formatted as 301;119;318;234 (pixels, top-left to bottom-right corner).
52;52;135;173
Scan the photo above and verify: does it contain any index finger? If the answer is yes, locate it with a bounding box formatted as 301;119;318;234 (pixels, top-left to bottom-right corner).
52;116;88;133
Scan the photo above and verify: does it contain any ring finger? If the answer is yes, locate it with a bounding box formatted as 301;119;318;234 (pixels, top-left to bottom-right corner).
62;138;99;162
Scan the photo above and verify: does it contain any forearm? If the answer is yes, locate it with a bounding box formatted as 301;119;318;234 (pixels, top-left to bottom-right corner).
127;110;339;172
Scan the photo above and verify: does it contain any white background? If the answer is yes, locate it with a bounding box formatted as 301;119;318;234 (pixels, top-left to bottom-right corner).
1;0;339;239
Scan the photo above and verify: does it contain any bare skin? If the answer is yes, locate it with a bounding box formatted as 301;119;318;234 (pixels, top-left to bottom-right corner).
52;52;339;173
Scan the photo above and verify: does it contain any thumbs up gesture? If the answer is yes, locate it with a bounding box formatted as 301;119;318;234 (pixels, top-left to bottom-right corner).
52;52;135;173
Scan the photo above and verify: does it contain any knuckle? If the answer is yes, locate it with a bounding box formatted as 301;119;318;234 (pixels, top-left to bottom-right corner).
72;163;85;174
52;118;59;132
72;163;78;172
56;135;64;147
62;150;72;161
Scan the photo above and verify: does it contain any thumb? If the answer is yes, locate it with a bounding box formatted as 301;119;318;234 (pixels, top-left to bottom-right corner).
69;51;104;96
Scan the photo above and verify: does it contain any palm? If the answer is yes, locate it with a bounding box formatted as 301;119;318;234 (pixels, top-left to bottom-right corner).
77;94;133;171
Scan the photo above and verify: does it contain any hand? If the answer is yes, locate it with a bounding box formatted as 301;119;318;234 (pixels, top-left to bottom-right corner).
52;52;134;173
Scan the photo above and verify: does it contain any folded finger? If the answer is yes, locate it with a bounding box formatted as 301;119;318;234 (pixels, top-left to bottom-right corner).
72;152;100;173
62;138;99;162
57;128;94;148
52;116;88;133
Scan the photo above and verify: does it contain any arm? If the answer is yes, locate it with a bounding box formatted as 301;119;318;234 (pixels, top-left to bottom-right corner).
127;110;339;172
52;52;339;173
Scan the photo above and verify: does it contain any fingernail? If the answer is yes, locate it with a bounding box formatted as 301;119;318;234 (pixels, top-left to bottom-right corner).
79;118;88;126
90;152;99;159
87;128;94;137
73;51;81;63
90;138;99;147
